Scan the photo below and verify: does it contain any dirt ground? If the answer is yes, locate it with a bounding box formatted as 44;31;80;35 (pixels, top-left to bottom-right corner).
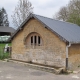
0;60;80;80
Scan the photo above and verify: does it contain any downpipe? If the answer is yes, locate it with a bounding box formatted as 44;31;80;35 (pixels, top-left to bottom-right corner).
66;43;71;70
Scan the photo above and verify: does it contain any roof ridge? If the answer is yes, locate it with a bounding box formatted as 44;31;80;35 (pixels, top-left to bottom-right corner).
33;13;54;20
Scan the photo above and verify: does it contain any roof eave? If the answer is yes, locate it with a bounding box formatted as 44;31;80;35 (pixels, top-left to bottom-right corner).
70;41;80;44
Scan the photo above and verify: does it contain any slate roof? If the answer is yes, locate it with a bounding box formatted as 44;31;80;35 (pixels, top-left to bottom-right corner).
0;26;15;33
9;14;80;44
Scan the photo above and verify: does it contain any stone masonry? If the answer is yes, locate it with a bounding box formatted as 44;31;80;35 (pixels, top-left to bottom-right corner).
12;18;67;68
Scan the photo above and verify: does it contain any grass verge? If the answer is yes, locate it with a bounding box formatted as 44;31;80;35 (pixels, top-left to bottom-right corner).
0;43;11;60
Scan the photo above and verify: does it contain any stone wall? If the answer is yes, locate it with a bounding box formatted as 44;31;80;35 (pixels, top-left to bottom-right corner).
12;18;66;68
68;44;80;70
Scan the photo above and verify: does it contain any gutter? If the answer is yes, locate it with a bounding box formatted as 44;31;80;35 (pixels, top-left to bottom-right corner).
66;43;71;70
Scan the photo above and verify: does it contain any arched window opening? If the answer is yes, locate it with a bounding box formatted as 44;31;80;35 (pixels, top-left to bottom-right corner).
34;36;37;45
25;32;43;47
30;35;42;46
31;36;33;45
38;36;40;45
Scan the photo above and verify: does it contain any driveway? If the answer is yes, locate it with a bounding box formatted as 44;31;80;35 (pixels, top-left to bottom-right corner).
0;60;80;80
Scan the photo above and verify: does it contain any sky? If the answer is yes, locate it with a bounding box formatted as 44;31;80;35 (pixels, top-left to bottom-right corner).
0;0;70;28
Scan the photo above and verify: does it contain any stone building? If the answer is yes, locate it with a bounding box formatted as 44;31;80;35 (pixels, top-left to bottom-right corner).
9;14;80;70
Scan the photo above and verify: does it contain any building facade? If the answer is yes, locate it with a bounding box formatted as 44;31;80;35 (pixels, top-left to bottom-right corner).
10;14;80;70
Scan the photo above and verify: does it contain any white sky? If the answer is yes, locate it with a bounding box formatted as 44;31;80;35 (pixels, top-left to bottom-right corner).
0;0;70;28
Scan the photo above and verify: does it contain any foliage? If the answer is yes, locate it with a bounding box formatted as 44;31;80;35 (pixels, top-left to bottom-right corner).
12;0;33;29
0;8;9;26
54;0;80;26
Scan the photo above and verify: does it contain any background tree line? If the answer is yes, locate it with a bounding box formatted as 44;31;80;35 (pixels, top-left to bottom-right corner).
0;0;80;28
54;0;80;26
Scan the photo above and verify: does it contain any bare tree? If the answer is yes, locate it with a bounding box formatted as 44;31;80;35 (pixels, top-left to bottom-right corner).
12;0;33;29
54;6;68;21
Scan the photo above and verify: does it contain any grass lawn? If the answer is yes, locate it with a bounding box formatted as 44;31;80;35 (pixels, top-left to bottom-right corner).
0;43;11;47
0;43;11;59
